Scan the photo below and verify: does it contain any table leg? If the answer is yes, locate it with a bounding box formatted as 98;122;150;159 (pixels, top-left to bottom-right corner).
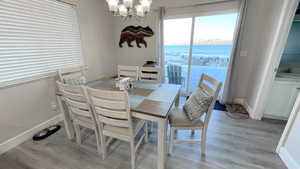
56;95;74;139
175;93;180;107
157;118;168;169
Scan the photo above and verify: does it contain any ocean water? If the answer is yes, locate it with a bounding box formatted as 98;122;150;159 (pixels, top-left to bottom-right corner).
165;44;233;59
164;44;232;92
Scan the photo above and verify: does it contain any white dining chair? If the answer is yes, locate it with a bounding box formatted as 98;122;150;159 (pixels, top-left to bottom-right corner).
117;65;139;81
139;66;161;132
139;66;161;83
86;87;148;169
58;66;87;85
168;74;222;156
56;81;101;154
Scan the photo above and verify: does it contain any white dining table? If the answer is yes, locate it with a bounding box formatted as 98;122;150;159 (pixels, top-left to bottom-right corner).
56;79;181;169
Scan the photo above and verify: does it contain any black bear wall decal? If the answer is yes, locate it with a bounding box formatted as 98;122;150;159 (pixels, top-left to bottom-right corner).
119;26;154;48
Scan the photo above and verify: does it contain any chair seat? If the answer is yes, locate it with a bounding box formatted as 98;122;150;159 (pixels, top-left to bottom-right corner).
169;107;204;127
103;118;145;137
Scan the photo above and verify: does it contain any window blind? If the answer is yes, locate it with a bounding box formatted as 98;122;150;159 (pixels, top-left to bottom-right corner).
0;0;83;85
165;0;241;19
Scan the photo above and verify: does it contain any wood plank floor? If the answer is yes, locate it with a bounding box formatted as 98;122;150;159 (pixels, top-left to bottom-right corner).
0;107;287;169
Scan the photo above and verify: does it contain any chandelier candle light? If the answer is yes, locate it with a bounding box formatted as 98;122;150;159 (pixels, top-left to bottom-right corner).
106;0;152;17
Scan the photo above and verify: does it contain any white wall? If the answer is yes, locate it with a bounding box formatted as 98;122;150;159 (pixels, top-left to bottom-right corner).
0;0;115;144
78;0;116;80
245;0;283;109
0;78;58;143
229;0;266;100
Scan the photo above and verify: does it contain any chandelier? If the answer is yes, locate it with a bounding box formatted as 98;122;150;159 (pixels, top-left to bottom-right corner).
106;0;152;17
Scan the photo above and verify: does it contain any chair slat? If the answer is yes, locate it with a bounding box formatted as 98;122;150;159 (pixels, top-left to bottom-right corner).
57;82;82;93
119;70;138;77
140;73;159;79
65;97;89;110
140;67;161;83
63;91;86;102
98;115;129;128
202;74;220;86
95;107;128;119
118;65;139;81
70;107;91;118
91;97;127;110
141;67;160;72
118;65;139;71
200;83;215;96
87;87;126;100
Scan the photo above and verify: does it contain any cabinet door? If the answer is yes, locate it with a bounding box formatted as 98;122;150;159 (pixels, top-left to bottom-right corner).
264;81;300;119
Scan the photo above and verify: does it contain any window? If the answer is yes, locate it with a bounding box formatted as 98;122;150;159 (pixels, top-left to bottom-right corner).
0;0;83;85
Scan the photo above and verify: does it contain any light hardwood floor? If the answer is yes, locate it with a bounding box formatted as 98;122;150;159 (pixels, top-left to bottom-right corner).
0;104;287;169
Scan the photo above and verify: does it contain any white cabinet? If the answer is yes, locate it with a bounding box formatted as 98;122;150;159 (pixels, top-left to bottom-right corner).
264;79;300;120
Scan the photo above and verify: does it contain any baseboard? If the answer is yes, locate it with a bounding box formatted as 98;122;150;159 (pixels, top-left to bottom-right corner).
0;114;64;155
279;147;300;169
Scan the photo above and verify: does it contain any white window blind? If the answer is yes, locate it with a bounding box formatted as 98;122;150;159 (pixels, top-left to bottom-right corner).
165;0;241;19
0;0;83;85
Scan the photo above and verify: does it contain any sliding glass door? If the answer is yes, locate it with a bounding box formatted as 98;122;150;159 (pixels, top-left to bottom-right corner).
189;14;238;93
164;18;192;89
164;13;238;95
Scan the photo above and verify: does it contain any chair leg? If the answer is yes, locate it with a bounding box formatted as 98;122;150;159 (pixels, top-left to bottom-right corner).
74;124;81;145
168;127;175;155
191;129;195;135
144;122;148;143
100;134;106;160
94;128;101;155
201;130;207;156
149;121;154;134
130;141;136;169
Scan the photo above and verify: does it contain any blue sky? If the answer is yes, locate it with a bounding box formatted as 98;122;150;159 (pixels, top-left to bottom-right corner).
164;13;238;45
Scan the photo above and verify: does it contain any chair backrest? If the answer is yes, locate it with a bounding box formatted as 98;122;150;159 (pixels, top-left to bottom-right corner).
167;64;183;85
117;65;139;81
56;81;94;121
198;74;222;127
139;67;161;83
58;66;87;85
86;87;133;130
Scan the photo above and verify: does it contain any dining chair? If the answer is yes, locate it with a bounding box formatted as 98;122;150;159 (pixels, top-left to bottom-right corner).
117;65;139;81
168;74;222;156
139;66;161;83
58;66;87;85
139;66;161;132
86;87;148;169
167;64;184;85
56;81;101;154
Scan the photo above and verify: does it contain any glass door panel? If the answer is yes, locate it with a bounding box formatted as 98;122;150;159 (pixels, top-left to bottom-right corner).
189;13;238;93
164;18;192;89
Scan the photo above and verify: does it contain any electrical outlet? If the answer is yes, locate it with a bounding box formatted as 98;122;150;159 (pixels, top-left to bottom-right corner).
51;102;58;112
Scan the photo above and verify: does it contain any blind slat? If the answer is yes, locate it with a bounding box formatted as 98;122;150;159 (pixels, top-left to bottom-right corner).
0;0;83;84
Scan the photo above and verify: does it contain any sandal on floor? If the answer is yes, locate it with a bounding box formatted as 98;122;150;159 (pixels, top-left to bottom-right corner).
33;125;61;141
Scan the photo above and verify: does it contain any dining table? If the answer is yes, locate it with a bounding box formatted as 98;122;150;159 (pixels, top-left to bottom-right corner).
56;78;181;169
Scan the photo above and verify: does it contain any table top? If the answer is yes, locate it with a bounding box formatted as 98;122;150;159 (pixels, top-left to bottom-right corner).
88;79;181;118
